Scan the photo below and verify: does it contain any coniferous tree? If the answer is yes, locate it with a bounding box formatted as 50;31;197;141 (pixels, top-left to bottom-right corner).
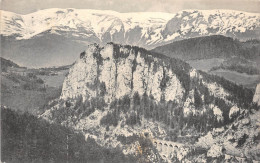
194;88;203;109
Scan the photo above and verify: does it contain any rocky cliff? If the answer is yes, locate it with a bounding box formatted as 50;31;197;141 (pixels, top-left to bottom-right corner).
60;43;184;103
42;43;258;162
60;43;253;108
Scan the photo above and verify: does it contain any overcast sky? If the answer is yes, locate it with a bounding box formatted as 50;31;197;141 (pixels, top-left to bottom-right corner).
1;0;260;14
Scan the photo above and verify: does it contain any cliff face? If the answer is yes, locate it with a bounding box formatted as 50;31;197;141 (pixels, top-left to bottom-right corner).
61;43;185;103
59;43;256;119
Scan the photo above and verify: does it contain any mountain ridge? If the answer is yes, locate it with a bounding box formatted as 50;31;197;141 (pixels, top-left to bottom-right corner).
1;8;259;67
1;8;259;47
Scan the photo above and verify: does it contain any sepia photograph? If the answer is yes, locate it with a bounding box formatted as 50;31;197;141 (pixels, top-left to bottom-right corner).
1;0;260;162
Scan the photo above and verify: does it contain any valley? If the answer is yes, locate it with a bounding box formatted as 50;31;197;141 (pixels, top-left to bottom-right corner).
187;59;260;89
1;57;70;114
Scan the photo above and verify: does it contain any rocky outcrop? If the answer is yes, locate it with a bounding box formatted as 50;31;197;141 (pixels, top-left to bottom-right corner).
60;43;254;119
253;83;260;105
42;43;258;162
61;43;184;103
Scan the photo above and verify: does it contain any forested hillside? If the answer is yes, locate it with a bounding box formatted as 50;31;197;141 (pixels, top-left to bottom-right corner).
152;35;260;60
1;107;138;163
152;35;260;88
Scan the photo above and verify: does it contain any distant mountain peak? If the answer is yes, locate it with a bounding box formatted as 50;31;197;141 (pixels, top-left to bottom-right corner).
1;8;259;67
1;8;259;48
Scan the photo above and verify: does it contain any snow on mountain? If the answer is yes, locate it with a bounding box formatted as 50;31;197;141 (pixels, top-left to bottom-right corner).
1;8;259;68
1;8;173;47
1;8;260;49
162;10;260;42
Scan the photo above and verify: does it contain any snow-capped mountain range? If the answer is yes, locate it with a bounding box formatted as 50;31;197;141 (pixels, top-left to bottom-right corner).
1;8;260;49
